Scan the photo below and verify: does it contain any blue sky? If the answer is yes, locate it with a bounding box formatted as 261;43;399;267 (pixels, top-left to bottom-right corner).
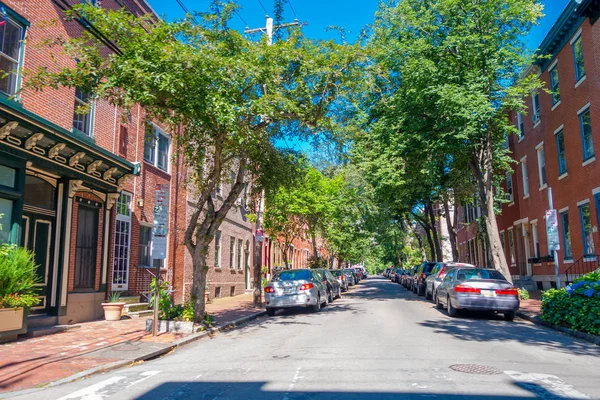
147;0;573;154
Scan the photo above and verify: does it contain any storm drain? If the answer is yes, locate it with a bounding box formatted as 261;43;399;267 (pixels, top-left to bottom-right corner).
449;364;502;375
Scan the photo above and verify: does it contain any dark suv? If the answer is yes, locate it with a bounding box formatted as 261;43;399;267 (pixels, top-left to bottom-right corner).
413;261;438;296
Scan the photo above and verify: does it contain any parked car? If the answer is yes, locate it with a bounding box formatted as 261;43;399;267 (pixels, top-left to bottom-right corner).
264;269;328;316
314;269;342;302
391;268;402;283
435;268;520;321
330;269;349;292
401;266;417;288
413;261;439;296
406;265;420;290
425;262;476;302
354;267;364;281
343;268;357;286
361;267;368;278
383;267;391;278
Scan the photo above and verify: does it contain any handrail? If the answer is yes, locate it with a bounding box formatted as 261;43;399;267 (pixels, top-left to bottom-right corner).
565;254;600;285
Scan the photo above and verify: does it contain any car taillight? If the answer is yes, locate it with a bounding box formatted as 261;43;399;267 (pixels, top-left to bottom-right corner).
439;266;445;276
454;284;481;294
421;272;426;279
341;275;345;281
496;288;519;296
264;286;275;293
300;283;314;290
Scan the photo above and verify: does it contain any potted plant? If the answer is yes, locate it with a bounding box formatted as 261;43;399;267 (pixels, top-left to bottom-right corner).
0;244;40;342
101;291;125;321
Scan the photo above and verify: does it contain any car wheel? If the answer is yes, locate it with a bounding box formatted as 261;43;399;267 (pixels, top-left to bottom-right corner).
425;288;432;300
504;311;515;321
447;296;458;317
266;307;276;317
432;290;437;304
418;285;425;296
336;287;342;299
312;296;321;313
435;293;443;309
328;290;333;304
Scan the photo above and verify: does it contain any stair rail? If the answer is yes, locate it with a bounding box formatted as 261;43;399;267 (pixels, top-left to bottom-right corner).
140;268;177;303
565;254;600;285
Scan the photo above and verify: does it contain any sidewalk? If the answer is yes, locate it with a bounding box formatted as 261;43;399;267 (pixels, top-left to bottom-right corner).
0;293;264;395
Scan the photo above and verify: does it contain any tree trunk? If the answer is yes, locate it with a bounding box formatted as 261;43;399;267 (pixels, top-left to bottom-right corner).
423;224;435;261
426;204;443;261
470;149;512;283
311;234;319;264
282;243;289;269
253;191;264;307
443;199;459;261
191;250;209;323
413;230;427;260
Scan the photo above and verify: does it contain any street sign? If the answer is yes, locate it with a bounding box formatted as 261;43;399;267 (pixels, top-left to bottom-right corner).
152;183;169;259
255;229;264;242
545;209;561;252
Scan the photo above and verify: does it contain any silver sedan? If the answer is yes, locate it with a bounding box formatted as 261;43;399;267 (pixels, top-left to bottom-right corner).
435;268;520;321
264;269;328;316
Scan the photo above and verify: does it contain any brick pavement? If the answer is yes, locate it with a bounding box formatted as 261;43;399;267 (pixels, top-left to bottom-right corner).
0;293;263;394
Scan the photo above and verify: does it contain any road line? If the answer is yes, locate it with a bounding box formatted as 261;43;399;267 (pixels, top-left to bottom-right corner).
282;367;302;400
56;376;125;400
128;370;161;387
505;371;590;399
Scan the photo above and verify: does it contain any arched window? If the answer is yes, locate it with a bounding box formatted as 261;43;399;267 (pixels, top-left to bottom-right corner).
24;176;56;210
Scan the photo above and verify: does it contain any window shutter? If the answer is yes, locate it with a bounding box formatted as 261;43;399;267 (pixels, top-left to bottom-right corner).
119;125;128;157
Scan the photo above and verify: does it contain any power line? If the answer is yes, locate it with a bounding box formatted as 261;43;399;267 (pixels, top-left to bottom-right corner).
256;0;269;15
175;0;190;14
234;10;248;27
287;0;298;19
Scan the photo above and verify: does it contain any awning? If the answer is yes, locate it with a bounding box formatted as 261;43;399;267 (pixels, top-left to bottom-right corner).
0;97;139;192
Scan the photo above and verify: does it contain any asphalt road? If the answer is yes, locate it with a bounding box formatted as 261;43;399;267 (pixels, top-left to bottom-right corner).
10;276;600;400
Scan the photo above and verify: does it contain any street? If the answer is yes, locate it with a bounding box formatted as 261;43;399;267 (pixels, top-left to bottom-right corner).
11;277;600;400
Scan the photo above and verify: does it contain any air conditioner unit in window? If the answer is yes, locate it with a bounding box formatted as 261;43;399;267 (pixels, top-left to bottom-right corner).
533;113;541;123
505;193;513;201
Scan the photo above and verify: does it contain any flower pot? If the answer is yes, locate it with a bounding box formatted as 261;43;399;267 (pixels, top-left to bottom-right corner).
0;307;27;343
101;302;125;321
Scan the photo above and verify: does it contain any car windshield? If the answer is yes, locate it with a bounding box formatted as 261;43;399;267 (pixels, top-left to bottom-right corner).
274;270;311;281
331;270;342;276
456;269;506;281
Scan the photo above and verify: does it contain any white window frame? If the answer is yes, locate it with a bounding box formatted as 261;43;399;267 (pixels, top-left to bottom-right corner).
113;191;132;290
532;93;541;126
214;231;221;268
531;220;539;259
506;172;514;203
507;228;516;266
520;157;529;198
0;16;26;98
536;144;547;189
144;123;171;173
517;112;525;140
229;236;236;269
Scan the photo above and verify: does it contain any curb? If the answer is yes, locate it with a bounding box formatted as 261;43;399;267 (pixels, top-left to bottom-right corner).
516;310;600;346
0;310;267;399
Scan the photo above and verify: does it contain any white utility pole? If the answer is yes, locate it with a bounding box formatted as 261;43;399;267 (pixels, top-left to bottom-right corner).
547;187;561;289
245;14;302;307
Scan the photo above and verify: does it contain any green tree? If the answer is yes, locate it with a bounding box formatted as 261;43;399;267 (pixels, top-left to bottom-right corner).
369;0;544;279
30;3;364;321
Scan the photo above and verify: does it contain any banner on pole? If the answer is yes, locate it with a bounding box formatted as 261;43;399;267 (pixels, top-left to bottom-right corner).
545;209;560;252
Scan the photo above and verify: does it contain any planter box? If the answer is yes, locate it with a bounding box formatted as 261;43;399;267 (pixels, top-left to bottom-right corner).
0;307;27;343
145;319;198;334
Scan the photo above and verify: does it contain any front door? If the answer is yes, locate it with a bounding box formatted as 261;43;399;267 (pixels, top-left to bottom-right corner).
74;205;99;290
515;225;525;279
22;213;55;314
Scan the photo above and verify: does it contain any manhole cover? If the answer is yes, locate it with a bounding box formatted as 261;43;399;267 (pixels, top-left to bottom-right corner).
449;364;502;375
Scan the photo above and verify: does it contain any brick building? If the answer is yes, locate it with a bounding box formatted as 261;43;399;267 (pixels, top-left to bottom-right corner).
0;0;194;326
456;0;600;289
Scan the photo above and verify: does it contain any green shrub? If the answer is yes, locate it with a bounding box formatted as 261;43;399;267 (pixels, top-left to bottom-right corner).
0;244;40;309
150;278;183;320
517;288;530;301
181;300;195;322
574;270;600;284
541;288;600;335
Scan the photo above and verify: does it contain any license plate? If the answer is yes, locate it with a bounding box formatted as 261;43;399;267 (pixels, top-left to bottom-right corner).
481;290;496;297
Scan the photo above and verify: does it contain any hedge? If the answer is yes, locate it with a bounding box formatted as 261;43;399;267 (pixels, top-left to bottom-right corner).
540;271;600;336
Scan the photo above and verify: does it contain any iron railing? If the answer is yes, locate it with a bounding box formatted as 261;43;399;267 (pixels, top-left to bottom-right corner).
565;254;600;285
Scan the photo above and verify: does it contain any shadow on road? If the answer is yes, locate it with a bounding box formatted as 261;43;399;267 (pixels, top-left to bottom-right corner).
136;380;581;400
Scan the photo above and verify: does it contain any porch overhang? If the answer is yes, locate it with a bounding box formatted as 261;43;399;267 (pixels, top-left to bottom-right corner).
0;97;139;192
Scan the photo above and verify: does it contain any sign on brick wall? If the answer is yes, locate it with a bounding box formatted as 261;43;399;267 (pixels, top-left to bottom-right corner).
152;183;169;259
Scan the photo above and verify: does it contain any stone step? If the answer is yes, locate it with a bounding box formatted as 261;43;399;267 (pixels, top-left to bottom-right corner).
127;309;154;318
25;324;80;338
123;302;150;314
119;296;142;305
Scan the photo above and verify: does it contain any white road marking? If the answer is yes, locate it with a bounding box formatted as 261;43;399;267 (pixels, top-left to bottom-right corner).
282;367;302;400
505;371;590;399
57;376;125;400
128;370;161;387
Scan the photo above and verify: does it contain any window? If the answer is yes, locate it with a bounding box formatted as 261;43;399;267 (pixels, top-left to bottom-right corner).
579;203;595;256
499;232;505;253
74;205;98;289
550;65;560;105
214;231;221;267
517;112;525;139
506;172;513;202
73;88;92;136
0;198;13;244
113;192;132;289
508;229;516;265
537;146;547;186
139;225;152;267
521;158;529;197
118;125;128;157
560;211;573;259
229;237;235;268
532;222;540;258
555;129;567;175
572;35;586;82
0;16;24;96
237;239;242;269
144;124;170;171
532;93;540;124
579;107;594;161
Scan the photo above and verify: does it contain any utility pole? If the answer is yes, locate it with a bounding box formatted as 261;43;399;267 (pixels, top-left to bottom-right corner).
245;14;302;307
